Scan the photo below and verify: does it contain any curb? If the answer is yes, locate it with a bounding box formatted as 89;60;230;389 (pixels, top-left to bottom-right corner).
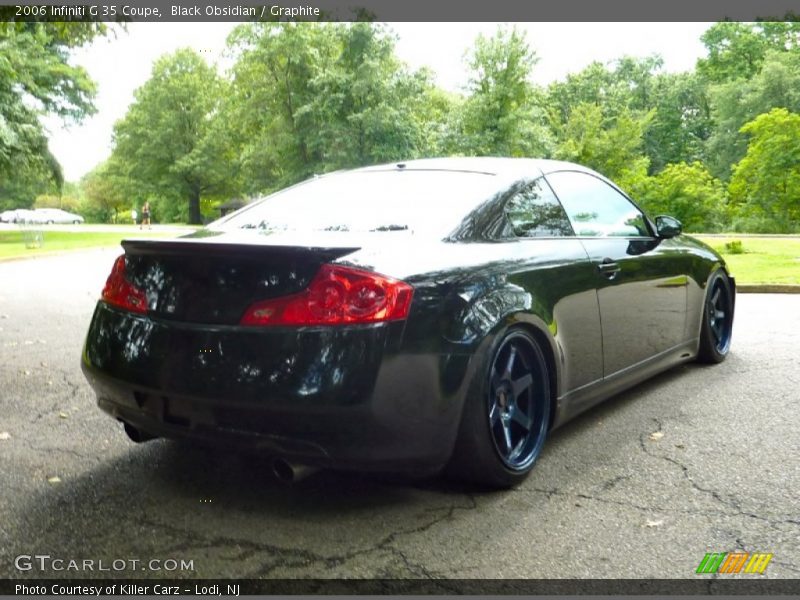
737;284;800;294
0;246;122;263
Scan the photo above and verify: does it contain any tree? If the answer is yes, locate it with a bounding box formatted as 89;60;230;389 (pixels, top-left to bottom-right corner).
227;22;441;191
453;27;552;157
547;55;663;123
0;22;104;188
546;55;675;174
33;193;79;211
636;162;728;231
705;51;800;179
308;23;435;169
554;102;651;189
728;108;800;229
412;82;462;158
112;49;235;224
226;22;339;191
80;159;130;223
697;22;800;84
0;155;61;210
643;72;712;174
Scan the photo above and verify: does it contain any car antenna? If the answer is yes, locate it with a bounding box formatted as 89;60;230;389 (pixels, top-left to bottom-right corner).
396;163;406;169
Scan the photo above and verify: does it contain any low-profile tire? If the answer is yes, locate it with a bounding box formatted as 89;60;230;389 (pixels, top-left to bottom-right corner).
697;269;734;364
447;329;551;488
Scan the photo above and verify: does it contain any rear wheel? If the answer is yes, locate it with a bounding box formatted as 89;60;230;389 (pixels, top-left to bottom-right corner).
697;269;734;363
448;329;551;488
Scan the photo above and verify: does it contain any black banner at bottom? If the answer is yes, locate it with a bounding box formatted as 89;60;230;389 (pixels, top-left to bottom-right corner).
2;579;800;595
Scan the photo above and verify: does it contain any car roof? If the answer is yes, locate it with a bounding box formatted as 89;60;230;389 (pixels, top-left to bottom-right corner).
354;157;599;180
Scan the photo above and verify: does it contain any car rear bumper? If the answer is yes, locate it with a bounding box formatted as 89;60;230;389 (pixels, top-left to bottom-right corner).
81;303;470;474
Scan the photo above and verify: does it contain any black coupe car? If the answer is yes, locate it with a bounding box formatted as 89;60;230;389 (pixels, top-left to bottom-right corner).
81;158;735;487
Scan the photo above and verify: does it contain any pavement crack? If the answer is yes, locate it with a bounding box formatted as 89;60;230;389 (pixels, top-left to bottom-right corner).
638;419;798;530
599;474;630;492
133;493;478;578
11;435;100;463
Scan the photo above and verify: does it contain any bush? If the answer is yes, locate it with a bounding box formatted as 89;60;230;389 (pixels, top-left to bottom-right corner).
148;196;186;224
723;240;745;254
635;162;729;232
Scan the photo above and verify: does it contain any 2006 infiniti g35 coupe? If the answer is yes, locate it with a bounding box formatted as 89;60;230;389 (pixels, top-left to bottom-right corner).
81;158;735;487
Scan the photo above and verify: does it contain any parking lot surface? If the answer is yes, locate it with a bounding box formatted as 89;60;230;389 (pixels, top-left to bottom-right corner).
1;249;798;580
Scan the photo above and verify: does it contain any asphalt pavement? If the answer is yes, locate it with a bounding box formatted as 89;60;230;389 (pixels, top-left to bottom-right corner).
0;249;798;582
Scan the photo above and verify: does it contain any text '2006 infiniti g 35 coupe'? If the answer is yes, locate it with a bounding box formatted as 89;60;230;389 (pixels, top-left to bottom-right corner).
81;158;735;487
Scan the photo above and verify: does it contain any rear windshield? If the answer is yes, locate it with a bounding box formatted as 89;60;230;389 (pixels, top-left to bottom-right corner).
211;170;503;236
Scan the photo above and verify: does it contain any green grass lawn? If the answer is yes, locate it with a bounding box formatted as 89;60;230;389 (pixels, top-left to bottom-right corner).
0;229;179;260
695;236;800;285
1;229;797;285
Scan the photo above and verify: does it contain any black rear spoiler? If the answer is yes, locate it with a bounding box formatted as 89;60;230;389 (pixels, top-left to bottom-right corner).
121;237;359;262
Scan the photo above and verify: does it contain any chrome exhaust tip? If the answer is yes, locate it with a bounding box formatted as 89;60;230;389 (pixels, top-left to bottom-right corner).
271;458;319;484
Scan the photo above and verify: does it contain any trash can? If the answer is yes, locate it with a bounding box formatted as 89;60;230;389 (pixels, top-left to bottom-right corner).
19;221;44;249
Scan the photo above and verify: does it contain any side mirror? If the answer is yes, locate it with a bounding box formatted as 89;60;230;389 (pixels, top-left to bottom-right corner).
655;215;682;239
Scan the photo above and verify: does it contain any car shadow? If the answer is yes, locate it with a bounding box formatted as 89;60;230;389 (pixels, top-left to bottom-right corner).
4;362;707;576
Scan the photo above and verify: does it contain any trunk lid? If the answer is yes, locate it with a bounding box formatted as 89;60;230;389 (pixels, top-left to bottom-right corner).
121;232;359;325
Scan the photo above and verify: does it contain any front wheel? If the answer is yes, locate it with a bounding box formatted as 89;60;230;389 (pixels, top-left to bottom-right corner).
448;329;551;488
697;269;734;363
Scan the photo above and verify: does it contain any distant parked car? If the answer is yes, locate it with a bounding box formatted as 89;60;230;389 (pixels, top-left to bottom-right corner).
1;209;36;224
31;208;85;224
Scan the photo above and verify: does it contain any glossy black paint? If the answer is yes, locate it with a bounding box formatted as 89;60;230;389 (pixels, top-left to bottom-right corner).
81;158;735;475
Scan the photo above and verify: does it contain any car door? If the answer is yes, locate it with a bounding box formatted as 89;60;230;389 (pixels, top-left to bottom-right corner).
498;177;604;394
544;170;688;377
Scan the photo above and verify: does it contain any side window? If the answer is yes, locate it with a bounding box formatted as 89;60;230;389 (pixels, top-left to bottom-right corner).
504;178;574;238
545;171;651;238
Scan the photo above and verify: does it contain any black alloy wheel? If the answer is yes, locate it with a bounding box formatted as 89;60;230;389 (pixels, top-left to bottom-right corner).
698;269;734;363
488;333;548;471
448;329;551;487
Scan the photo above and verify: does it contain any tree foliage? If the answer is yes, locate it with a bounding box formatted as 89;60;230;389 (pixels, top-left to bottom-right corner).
8;21;800;232
697;22;800;83
704;51;800;180
637;162;728;231
0;22;104;192
728;108;800;229
451;27;552;157
643;72;711;174
227;22;436;192
79;158;131;223
308;23;434;168
111;49;234;224
226;22;337;191
554;102;651;189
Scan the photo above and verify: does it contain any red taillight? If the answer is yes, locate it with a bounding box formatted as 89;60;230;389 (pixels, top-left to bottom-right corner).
101;255;147;314
240;264;413;326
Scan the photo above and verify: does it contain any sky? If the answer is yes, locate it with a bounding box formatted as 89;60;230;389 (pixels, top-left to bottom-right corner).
46;22;712;182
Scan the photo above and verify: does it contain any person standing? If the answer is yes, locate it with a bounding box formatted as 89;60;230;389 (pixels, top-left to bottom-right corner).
141;201;151;230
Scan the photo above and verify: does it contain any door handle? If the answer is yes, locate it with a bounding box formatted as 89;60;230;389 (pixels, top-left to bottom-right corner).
597;258;621;280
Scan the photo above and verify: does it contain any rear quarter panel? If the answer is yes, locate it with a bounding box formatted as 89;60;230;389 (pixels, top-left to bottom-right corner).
341;238;602;426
